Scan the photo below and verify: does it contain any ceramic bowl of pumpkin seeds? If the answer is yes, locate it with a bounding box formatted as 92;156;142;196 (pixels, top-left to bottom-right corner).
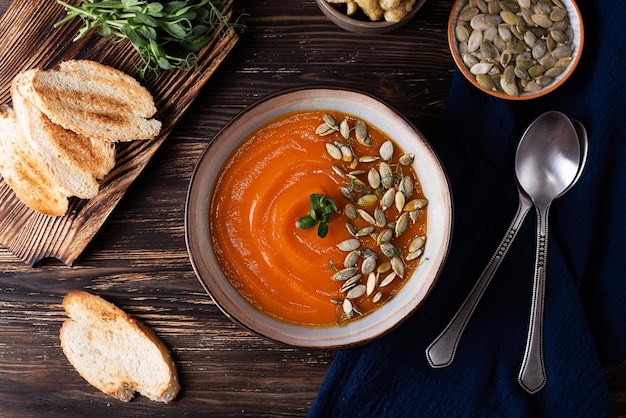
449;0;584;100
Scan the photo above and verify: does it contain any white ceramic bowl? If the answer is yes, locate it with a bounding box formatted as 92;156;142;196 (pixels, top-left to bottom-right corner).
185;87;452;348
315;0;427;34
448;0;584;100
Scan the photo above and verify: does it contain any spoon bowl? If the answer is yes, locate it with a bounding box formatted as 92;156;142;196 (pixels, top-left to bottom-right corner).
569;120;589;190
515;113;581;205
516;111;581;394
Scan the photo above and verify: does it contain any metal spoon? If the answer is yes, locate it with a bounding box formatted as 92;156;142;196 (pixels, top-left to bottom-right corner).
516;111;581;393
425;114;587;371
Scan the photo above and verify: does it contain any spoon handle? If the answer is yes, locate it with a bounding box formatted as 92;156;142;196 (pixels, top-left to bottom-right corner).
518;205;549;393
425;191;533;368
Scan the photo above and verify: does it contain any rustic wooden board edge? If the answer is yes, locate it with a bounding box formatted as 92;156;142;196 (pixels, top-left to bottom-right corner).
0;0;239;266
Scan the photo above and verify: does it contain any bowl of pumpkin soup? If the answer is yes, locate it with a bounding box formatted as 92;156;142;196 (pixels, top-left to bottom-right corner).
185;87;452;348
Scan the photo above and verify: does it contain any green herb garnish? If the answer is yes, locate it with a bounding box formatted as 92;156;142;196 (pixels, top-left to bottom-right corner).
296;194;338;238
54;0;246;77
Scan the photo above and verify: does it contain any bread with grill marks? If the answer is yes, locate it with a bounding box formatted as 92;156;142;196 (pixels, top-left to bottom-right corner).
11;71;116;199
0;104;71;216
0;60;160;215
18;60;161;142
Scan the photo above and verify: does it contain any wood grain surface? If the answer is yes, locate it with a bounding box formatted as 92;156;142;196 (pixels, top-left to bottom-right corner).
0;0;624;417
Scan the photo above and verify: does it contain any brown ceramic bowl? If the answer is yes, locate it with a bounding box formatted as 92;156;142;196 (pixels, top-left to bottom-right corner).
185;87;453;349
315;0;427;34
448;0;584;100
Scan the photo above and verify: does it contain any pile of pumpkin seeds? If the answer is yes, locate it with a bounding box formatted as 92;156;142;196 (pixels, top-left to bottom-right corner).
316;114;428;323
454;0;576;96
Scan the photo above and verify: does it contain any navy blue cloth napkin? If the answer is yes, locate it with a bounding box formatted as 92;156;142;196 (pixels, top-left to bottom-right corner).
309;1;626;416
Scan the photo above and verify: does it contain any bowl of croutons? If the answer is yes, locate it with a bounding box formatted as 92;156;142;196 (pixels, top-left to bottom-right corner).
316;0;427;34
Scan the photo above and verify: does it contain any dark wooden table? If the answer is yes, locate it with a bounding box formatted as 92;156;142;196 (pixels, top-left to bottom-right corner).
0;0;623;416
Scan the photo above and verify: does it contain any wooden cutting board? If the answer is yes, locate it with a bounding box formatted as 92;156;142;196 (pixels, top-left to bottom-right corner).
0;0;238;266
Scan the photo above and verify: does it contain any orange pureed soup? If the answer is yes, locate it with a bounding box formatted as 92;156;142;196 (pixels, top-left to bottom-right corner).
210;111;427;326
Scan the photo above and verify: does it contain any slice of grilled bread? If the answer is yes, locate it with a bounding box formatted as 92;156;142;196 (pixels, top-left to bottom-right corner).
18;60;161;142
60;290;180;403
12;71;116;199
0;105;71;216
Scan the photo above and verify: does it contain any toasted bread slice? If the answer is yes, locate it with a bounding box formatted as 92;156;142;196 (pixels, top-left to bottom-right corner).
19;61;161;142
12;71;116;199
60;290;180;403
0;105;71;216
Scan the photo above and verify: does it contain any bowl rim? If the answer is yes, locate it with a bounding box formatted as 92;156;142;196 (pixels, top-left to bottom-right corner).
185;86;453;349
315;0;428;34
447;0;585;100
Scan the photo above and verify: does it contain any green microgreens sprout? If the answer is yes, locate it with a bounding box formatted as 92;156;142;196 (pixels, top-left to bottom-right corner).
296;194;338;238
54;0;247;77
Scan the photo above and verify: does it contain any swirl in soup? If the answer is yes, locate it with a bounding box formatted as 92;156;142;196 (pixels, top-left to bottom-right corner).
210;111;427;326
